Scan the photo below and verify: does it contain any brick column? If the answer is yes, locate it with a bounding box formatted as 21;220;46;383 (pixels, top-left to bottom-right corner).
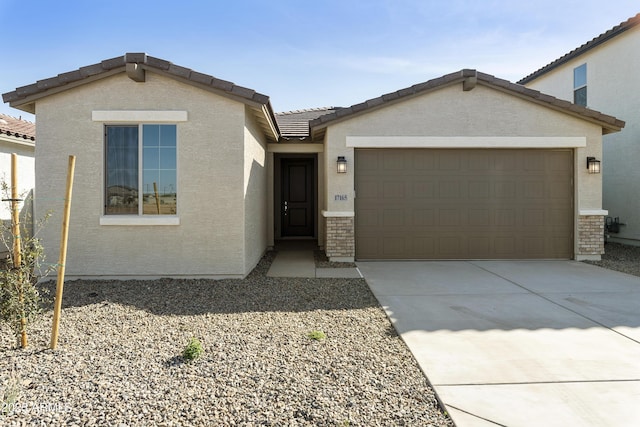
325;216;355;261
577;215;605;259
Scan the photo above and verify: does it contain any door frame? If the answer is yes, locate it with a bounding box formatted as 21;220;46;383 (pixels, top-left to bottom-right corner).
274;153;318;239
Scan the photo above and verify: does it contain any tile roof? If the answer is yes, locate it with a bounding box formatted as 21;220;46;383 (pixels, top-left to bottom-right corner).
518;13;640;84
2;53;279;142
275;107;342;139
310;69;625;138
2;53;271;109
0;113;35;142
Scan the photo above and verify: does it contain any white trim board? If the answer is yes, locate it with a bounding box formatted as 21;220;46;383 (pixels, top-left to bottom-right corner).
92;110;188;122
100;216;180;226
346;136;587;148
321;210;354;217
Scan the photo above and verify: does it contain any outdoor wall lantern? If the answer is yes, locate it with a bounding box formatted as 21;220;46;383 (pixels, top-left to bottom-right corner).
587;156;601;174
337;156;347;173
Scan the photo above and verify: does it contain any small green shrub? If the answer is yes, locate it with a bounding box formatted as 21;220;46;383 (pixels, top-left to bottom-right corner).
307;330;326;341
182;337;204;362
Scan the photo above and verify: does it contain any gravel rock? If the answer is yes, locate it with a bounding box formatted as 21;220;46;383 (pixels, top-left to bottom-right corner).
1;252;452;426
583;242;640;277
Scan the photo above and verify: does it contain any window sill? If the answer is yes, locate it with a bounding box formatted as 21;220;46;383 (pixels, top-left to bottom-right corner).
100;216;180;226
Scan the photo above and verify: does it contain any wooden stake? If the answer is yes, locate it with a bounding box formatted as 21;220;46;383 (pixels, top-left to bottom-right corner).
50;155;76;350
10;153;27;348
153;182;160;214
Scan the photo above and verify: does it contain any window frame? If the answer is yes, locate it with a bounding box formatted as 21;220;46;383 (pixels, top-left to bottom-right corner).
573;63;587;106
94;110;186;226
104;123;178;217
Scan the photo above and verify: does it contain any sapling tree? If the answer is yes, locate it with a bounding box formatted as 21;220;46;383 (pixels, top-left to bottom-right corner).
0;181;53;348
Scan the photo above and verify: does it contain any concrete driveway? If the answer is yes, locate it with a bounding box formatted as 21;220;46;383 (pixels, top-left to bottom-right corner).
357;260;640;427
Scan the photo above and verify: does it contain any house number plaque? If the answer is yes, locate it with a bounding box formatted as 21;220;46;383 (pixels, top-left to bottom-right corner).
334;194;348;201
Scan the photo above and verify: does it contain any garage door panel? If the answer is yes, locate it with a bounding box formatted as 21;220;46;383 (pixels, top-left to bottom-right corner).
524;181;545;198
494;181;517;198
413;237;436;256
495;209;516;227
413;209;435;226
356;179;379;199
439;237;462;256
438;180;462;198
469;209;490;226
438;152;462;170
382;237;405;257
412;181;435;198
524;152;545;171
524;209;545;226
468;152;491;170
356;149;573;259
383;152;405;170
358;209;379;227
468;237;490;256
382;181;406;199
469;181;490;198
382;209;405;226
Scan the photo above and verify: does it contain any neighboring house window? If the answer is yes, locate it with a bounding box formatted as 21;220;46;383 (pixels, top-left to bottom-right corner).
105;124;177;215
573;64;587;106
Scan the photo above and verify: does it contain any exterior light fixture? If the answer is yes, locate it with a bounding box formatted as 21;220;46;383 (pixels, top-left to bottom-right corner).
337;156;347;173
587;156;601;174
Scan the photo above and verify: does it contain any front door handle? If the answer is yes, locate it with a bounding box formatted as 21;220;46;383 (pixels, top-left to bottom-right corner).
284;201;288;216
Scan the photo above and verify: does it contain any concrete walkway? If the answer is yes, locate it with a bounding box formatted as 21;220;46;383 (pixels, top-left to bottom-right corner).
266;241;361;278
358;260;640;427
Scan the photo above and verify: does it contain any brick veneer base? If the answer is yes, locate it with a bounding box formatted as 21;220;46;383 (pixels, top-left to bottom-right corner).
325;216;355;259
577;215;605;256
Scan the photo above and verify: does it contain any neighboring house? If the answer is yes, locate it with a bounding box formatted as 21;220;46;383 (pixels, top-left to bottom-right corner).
519;13;640;245
0;114;35;239
2;53;623;279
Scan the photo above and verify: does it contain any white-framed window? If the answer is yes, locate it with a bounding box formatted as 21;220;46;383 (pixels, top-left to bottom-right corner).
104;124;177;216
573;63;587;106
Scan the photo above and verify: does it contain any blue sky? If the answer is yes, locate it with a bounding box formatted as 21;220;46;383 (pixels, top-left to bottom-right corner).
1;1;638;120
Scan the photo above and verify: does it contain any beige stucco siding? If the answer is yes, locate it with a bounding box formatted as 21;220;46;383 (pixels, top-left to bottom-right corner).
324;83;604;214
35;72;250;278
243;106;268;272
526;28;640;243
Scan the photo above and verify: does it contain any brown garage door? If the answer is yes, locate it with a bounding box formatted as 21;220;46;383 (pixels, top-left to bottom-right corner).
355;149;573;259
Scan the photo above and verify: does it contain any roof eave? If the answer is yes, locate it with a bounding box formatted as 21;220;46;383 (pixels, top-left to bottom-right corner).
309;69;624;139
0;133;35;147
6;68;124;114
474;80;625;134
519;13;640;84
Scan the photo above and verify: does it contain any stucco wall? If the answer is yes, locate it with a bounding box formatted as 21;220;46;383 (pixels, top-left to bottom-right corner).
35;72;249;278
322;82;605;259
0;139;34;221
525;28;640;244
325;83;603;212
243;106;268;272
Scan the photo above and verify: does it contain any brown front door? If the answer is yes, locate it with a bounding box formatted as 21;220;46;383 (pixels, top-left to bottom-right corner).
281;158;314;236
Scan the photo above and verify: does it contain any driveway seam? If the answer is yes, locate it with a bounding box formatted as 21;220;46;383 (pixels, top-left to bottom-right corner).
436;378;640;387
445;404;509;426
469;261;640;346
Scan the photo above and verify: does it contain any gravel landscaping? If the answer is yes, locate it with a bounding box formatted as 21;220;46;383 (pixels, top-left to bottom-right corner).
1;251;452;426
583;242;640;277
